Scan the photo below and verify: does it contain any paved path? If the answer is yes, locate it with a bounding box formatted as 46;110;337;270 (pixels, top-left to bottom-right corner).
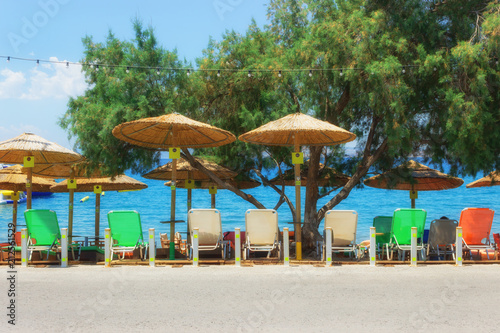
1;264;499;332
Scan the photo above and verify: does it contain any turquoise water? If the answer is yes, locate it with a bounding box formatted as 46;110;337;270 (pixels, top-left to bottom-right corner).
1;165;499;243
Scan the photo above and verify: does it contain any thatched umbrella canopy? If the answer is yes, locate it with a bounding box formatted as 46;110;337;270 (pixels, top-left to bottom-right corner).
0;165;56;234
144;157;238;211
165;177;261;209
270;164;350;188
51;175;147;240
239;112;356;260
0;133;82;209
466;171;500;188
112;113;235;149
0;165;56;192
364;160;464;208
143;157;238;180
113;112;236;260
25;161;105;243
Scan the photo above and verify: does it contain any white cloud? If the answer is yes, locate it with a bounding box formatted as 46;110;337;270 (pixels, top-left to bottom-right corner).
0;69;27;99
0;57;88;100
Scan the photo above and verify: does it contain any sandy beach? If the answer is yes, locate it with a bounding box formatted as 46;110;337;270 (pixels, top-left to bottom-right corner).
1;264;499;332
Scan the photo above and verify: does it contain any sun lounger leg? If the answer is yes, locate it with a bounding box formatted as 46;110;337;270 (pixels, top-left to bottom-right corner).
21;228;28;267
455;227;463;267
61;228;68;268
192;228;199;267
104;228;111;267
410;227;417;267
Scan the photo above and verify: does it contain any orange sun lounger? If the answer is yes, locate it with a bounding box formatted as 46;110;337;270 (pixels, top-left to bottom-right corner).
458;208;495;260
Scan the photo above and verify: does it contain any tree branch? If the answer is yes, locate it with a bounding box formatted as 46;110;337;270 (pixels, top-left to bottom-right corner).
181;149;266;209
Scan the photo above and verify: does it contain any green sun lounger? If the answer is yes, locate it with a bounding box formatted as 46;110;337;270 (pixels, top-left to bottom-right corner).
373;216;392;259
389;208;427;261
24;209;81;261
107;210;148;260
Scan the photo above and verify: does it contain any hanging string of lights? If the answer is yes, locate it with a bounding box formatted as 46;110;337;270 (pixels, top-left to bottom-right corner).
0;55;422;76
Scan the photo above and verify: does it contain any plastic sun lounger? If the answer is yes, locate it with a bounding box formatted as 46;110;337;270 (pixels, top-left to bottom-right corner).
24;209;81;261
389;208;427;261
458;208;495;260
187;209;226;259
426;219;458;260
107;210;148;260
373;216;392;260
319;210;358;260
244;209;280;260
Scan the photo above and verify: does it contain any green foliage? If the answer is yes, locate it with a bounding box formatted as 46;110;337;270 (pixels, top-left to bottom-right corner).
59;20;195;175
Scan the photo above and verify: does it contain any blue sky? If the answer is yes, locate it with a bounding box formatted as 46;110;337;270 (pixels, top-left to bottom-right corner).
0;0;269;149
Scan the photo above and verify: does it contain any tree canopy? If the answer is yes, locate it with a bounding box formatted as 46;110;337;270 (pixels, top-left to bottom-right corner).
60;1;500;252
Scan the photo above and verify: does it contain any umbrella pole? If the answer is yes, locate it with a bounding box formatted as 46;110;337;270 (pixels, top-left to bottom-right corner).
95;192;100;244
12;196;18;235
170;158;177;260
68;169;75;245
69;188;74;244
294;143;302;260
187;188;192;211
26;167;32;209
211;193;216;209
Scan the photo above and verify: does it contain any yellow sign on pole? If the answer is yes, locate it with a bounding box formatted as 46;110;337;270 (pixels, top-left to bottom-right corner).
292;152;304;164
169;147;180;159
209;186;217;194
67;179;77;189
410;190;418;199
185;179;195;189
94;185;102;194
23;156;35;167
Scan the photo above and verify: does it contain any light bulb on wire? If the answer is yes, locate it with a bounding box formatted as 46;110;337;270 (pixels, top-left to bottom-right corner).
126;66;130;73
309;70;312;77
7;56;10;63
278;70;282;78
217;70;221;77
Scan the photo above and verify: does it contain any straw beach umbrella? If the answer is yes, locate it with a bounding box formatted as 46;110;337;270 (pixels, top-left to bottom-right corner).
363;160;464;208
26;161;103;243
50;175;147;242
0;165;56;234
239;112;356;259
144;157;238;211
165;176;261;209
113;113;236;259
466;171;500;188
0;133;82;209
270;163;350;188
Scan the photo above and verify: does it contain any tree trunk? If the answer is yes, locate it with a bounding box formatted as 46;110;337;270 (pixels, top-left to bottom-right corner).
303;146;323;253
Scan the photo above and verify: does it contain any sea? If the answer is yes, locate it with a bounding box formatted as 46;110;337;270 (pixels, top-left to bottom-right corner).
1;160;499;243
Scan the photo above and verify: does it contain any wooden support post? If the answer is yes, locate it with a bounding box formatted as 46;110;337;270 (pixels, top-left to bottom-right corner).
149;228;155;267
283;227;289;267
104;228;111;267
370;227;376;267
61;228;68;268
235;227;241;267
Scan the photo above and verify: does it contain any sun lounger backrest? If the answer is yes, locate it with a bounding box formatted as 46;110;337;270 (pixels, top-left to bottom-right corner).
108;211;144;247
245;209;278;245
428;219;458;248
24;209;61;246
459;208;494;245
391;209;426;245
373;216;392;245
324;210;358;247
188;209;222;246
